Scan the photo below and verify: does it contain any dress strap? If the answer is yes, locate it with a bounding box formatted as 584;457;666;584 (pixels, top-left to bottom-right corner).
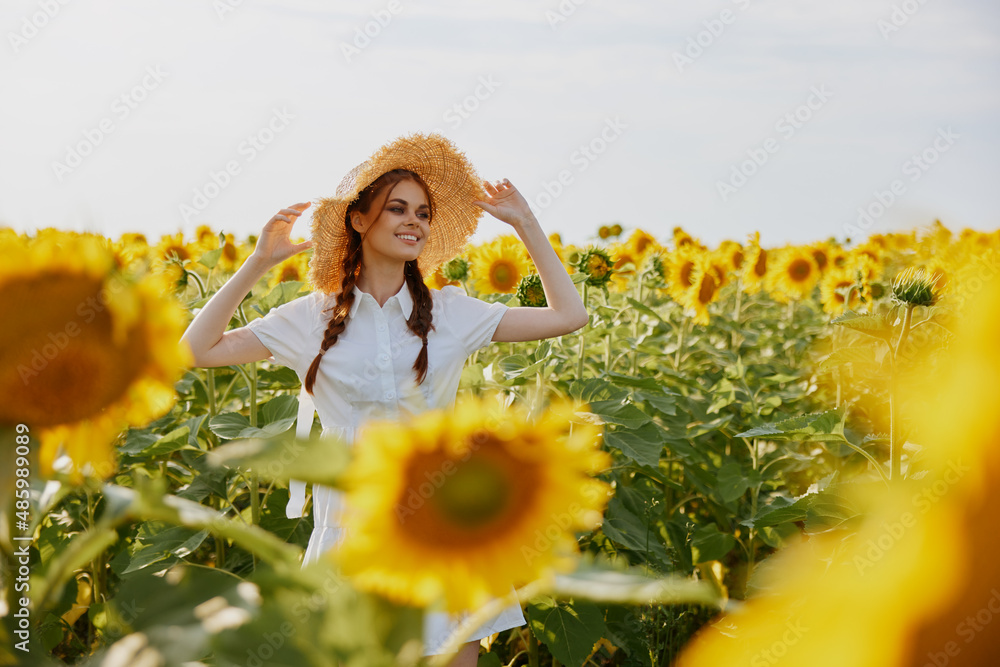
286;385;315;519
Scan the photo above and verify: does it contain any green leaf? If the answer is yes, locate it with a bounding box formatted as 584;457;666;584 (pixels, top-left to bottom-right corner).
589;399;651;429
123;526;208;575
121;426;191;457
260;393;298;424
526;596;609;667
258;281;307;312
625;297;665;322
736;408;846;443
208;412;251;440
690;524;735;564
604;423;663;468
818;344;881;372
831;310;893;340
716;462;751;503
197;247;222;269
207;430;351;486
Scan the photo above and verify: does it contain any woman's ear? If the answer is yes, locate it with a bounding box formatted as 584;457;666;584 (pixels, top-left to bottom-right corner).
350;211;365;234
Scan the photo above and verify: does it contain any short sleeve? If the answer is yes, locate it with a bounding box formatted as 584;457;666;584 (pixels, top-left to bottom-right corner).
437;285;510;356
245;292;322;375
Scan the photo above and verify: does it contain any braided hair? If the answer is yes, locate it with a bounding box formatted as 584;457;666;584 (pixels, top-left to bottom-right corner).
304;169;436;395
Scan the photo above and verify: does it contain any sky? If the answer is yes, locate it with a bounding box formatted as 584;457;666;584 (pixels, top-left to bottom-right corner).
1;0;998;251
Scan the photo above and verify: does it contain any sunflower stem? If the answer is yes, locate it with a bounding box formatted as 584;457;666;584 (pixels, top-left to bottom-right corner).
248;360;261;534
577;282;590;379
206;368;217;417
674;318;687;371
185;267;207;300
731;280;743;349
889;304;915;481
528;628;540;667
630;278;643;375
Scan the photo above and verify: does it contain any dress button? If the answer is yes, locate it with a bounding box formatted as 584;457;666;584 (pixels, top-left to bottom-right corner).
379;353;390;363
377;324;386;332
385;391;396;400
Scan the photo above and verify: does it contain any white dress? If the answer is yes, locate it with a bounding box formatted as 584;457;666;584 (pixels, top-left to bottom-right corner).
245;281;527;656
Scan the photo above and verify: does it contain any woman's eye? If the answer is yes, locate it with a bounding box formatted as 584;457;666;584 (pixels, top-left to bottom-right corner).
418;212;430;220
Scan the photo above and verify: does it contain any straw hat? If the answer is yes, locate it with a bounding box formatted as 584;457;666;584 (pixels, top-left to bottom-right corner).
307;132;487;294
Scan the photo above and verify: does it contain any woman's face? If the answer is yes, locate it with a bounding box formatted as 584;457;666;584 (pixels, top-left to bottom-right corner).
351;178;431;267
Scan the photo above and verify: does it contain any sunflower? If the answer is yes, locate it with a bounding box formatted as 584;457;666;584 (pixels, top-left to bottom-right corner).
677;276;1000;667
766;247;820;302
666;248;700;304
0;231;191;485
333;394;612;614
809;241;833;273
680;256;721;325
626;228;658;259
515;273;547;307
469;236;531;295
607;242;638;293
267;252;312;290
717;240;744;275
216;232;246;272
194;224;219;252
819;269;860;316
574;247;615;289
741;232;768;295
152;232;194;283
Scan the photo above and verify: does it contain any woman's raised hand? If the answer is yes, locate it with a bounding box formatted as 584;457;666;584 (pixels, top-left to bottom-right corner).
251;202;313;267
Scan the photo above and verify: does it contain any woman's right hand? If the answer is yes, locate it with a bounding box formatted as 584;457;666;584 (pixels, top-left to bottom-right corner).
251;202;313;267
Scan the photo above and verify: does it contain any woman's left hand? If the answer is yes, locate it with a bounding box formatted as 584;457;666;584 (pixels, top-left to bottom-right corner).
473;178;536;229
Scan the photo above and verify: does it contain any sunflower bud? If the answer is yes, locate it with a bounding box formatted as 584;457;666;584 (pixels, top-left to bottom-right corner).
441;257;469;282
575;247;615;288
609;223;623;237
891;267;940;307
515;273;547;307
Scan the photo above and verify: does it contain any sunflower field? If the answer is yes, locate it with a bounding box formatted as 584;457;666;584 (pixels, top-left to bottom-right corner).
3;220;1000;667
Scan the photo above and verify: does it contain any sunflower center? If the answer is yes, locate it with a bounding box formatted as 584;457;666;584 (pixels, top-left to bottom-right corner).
0;273;148;427
490;260;517;291
754;250;767;277
788;258;813;283
395;437;538;548
587;255;609;279
698;273;718;305
680;261;695;287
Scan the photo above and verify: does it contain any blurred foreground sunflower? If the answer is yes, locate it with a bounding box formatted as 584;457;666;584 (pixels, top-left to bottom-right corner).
469;236;531;295
332;394;613;614
0;231;192;484
676;276;1000;667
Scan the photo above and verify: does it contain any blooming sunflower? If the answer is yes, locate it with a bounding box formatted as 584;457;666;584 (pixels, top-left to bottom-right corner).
469;236;531;295
666;248;700;304
333;394;612;614
766;247;820;302
626;228;658;259
266;251;312;290
680;256;721;325
819;269;860;316
608;242;638;293
152;232;194;283
0;231;192;484
194;224;219;252
741;232;768;296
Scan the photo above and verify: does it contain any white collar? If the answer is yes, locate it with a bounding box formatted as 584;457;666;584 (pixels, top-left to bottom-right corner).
348;281;414;320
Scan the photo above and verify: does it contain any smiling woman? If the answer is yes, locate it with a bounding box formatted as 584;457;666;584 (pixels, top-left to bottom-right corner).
179;132;590;665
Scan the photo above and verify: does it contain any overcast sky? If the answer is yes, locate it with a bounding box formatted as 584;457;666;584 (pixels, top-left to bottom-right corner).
1;0;997;250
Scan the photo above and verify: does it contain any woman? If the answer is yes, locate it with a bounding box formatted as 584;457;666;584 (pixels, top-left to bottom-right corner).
181;133;589;666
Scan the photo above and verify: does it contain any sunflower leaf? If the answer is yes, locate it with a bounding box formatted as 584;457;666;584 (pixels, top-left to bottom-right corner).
831;311;893;340
525;596;609;667
736;408;846;442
